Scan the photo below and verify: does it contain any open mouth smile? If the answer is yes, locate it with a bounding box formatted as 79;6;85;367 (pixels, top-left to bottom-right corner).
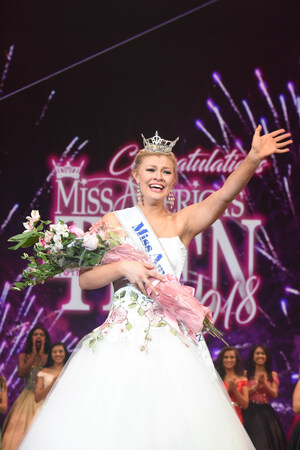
149;183;164;192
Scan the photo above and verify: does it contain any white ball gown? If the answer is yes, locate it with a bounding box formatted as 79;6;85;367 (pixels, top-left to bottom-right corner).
20;236;254;449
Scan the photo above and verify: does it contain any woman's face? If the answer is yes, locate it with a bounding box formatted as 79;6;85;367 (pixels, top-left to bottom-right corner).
134;155;176;203
222;350;237;370
32;329;45;350
51;345;66;364
253;347;267;366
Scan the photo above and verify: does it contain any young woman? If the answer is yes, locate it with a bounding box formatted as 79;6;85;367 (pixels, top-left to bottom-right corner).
34;343;69;404
243;344;287;450
287;364;300;450
2;326;51;450
215;346;248;423
20;127;291;450
0;374;8;448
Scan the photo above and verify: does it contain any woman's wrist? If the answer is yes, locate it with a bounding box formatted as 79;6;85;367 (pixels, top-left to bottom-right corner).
247;149;263;165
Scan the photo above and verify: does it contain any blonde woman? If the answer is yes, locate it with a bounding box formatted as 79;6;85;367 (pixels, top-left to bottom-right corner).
20;127;291;450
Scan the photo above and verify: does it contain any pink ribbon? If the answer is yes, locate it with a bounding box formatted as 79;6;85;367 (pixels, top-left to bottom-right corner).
102;244;213;338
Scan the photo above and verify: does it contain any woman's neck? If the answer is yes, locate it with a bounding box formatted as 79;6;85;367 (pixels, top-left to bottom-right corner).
52;362;64;371
224;368;236;378
138;201;169;218
254;365;266;375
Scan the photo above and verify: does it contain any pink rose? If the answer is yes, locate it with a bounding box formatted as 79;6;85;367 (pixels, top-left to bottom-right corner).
68;224;84;238
109;306;128;324
145;302;163;326
82;232;99;251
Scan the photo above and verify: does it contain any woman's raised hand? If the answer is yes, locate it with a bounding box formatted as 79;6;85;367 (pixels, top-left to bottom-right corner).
250;125;292;162
120;261;165;296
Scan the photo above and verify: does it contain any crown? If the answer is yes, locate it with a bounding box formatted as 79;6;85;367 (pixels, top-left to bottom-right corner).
52;160;84;179
141;131;179;153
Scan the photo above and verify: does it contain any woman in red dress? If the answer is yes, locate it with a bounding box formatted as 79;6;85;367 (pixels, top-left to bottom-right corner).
215;346;249;423
243;344;287;450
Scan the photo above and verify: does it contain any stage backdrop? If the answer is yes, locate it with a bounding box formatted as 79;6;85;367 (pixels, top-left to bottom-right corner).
0;0;299;433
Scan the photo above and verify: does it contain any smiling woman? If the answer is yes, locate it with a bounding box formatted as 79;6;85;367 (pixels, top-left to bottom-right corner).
34;343;69;404
19;127;292;450
133;154;177;206
243;345;287;450
215;346;249;423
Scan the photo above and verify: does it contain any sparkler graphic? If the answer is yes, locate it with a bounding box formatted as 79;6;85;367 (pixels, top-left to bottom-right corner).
194;66;299;385
0;45;14;95
0;55;298;431
34;90;56;128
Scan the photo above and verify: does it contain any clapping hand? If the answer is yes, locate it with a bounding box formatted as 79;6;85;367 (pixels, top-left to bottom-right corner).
258;373;267;385
227;378;237;392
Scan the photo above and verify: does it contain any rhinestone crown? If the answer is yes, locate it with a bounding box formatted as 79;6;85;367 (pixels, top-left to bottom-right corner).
141;131;179;153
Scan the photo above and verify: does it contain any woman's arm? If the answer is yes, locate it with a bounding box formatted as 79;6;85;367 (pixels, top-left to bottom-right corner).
34;373;56;403
227;379;249;409
79;260;164;295
292;379;300;414
259;371;279;398
18;352;36;378
79;212;165;294
178;126;292;243
0;379;7;414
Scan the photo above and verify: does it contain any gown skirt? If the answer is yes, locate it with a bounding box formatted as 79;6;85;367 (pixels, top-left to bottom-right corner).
242;402;287;450
19;285;255;450
2;365;42;450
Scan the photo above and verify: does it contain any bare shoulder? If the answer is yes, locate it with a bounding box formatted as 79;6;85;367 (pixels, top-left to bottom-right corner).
272;370;279;378
239;376;248;382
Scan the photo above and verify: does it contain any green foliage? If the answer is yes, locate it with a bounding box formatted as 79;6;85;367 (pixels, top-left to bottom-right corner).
8;215;120;291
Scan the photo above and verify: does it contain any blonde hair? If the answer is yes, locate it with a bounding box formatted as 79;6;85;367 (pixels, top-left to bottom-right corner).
132;149;178;183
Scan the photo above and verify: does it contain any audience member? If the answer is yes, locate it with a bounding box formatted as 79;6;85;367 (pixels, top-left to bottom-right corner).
215;346;249;423
34;342;69;404
243;344;286;450
0;373;8;448
287;363;300;450
1;325;51;450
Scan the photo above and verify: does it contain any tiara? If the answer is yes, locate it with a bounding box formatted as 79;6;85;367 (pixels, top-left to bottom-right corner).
141;131;179;153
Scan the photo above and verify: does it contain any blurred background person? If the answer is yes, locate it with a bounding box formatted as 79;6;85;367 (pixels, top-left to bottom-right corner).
243;344;286;450
1;325;51;450
0;373;8;448
34;342;69;405
215;346;249;423
287;361;300;450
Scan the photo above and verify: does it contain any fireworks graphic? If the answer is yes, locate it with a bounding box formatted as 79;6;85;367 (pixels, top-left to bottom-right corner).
193;67;300;420
0;42;299;433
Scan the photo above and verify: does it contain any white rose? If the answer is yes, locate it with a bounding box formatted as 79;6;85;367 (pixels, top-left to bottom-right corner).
50;223;69;237
83;233;99;251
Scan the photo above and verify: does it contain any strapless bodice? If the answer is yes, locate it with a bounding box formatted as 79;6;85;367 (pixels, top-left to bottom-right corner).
158;237;187;279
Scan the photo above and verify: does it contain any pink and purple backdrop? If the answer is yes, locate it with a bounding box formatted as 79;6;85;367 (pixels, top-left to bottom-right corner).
0;0;299;433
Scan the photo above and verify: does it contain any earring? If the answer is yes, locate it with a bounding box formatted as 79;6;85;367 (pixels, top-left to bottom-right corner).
168;190;175;209
136;183;144;205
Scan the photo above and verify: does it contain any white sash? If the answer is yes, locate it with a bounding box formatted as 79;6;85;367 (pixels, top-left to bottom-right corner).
115;207;217;376
114;206;175;277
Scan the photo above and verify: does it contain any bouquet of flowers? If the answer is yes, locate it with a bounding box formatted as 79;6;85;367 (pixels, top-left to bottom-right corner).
8;210;226;343
8;210;122;291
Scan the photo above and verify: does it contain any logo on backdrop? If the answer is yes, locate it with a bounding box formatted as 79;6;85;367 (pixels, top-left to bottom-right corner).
50;143;263;330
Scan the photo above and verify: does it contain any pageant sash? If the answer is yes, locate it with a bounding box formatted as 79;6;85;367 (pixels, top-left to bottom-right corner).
114;206;220;377
114;206;176;277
